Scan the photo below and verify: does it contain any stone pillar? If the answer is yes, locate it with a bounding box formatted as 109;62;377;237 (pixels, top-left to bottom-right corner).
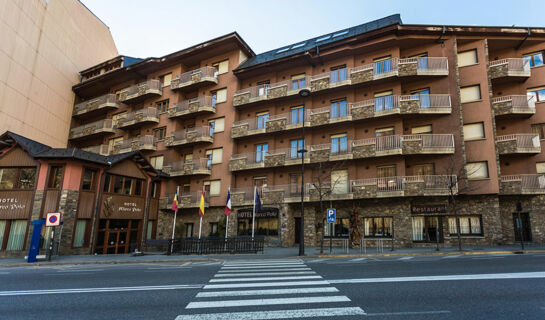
280;204;292;247
23;190;45;253
303;206;316;247
56;190;80;255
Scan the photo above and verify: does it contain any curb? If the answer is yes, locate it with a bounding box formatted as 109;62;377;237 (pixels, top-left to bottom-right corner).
316;249;545;259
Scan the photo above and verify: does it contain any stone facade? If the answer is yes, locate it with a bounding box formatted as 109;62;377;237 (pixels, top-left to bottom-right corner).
351;104;374;120
310;78;330;92
352;144;376;159
402;139;422;154
492;101;513;116
489;64;508;80
310;149;330;163
398;61;418;76
56;190;85;255
350;69;373;84
499;195;545;244
233;92;250;106
266;118;287;132
400;99;420;114
262;190;284;205
229;158;247;171
231;124;249;138
496;140;518;154
268;85;287;99
310;112;330;126
264;153;286;167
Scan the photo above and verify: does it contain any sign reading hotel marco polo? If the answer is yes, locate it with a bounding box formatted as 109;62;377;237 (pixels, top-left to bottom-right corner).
0;191;34;219
101;195;146;219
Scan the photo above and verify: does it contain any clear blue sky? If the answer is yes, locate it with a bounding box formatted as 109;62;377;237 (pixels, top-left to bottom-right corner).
81;0;543;59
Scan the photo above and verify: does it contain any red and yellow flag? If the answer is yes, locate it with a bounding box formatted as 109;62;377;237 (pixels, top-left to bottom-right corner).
198;188;205;217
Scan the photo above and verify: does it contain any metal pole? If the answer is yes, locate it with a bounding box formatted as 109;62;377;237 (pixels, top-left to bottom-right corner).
225;215;229;239
436;218;440;251
252;186;256;239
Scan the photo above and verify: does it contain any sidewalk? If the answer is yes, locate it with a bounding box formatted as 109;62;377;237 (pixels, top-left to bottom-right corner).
1;245;544;267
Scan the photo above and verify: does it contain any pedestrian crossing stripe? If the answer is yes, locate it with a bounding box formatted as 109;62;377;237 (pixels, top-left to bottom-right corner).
186;296;351;309
175;307;366;320
209;275;322;282
214;271;316;277
203;280;330;289
196;287;339;298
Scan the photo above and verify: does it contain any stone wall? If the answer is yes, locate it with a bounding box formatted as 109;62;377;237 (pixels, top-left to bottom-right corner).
492;101;513;116
398;62;417;76
229;158;247;171
57;190;80;255
264;153;286;167
499;195;545;244
400;99;420;114
310;149;330;163
351;105;374;120
231;124;249;138
350;69;373;84
310;78;330;92
268;86;287;99
352;144;376;159
489;64;508;80
266;118;287;132
233;93;250;106
496;140;517;154
310;112;330;126
402;140;422;154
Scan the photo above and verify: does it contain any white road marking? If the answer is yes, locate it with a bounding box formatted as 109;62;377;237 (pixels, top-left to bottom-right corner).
329;271;545;284
56;269;104;272
147;267;190;270
366;310;451;316
218;267;312;273
307;258;329;263
196;287;339;298
222;262;305;268
214;271;316;277
350;258;366;261
442;255;461;259
209;275;322;282
204;280;330;289
175;307;366;320
398;257;414;260
223;260;302;265
186;295;350;309
0;284;202;296
221;264;306;270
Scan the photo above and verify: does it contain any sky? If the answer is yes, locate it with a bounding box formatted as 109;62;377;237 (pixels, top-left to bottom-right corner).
81;0;544;59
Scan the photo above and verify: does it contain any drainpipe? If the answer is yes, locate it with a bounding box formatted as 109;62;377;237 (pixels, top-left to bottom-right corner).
515;28;531;50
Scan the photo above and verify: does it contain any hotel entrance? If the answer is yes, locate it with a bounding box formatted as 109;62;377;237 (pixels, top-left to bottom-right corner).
95;219;141;254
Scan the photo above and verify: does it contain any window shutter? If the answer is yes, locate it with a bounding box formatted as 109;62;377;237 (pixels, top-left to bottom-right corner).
212;148;223;164
374;90;393;97
216;60;229;74
162;73;172;86
210;180;221;195
211;118;225;132
458;50;478;67
536;162;545;174
216;89;227;103
466;162;488;179
460;85;481;103
463;123;485;140
411;125;432;134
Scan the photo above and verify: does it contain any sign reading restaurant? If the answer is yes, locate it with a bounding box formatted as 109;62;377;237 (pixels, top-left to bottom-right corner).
411;204;448;215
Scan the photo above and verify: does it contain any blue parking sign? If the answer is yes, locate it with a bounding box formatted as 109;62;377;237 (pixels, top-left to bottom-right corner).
327;208;336;223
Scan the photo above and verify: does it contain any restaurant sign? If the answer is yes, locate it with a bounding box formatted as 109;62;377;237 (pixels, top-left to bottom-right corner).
411;204;448;215
237;207;279;219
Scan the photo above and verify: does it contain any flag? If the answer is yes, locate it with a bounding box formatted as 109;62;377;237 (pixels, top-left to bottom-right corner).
198;188;206;217
171;191;179;212
254;187;262;213
224;187;232;216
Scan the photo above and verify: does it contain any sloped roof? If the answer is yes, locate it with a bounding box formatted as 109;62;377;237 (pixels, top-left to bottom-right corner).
235;14;402;71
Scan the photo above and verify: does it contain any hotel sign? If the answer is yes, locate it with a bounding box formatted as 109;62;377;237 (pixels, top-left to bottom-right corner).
0;191;33;219
237;207;279;219
101;195;146;219
411;204;448;215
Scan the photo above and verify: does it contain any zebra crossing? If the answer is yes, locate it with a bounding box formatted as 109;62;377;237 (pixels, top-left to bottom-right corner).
174;259;365;319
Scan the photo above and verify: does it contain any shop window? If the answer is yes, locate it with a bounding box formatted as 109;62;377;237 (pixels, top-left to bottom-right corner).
73;220;88;247
364;217;392;238
412;216;442;242
291;74;306;90
6;220;26;250
466;162;489;179
150;155;164;170
155;99;169;113
324;218;349;238
527;87;545;103
463;122;485;140
448;216;482;235
47;166;63;189
212;60;229;74
458;49;478;67
460;85;481;103
238;218;278;236
523;51;544;68
81;168;97;191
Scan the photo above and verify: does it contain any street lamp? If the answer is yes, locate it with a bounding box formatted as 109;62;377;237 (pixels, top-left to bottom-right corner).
298;88;311;256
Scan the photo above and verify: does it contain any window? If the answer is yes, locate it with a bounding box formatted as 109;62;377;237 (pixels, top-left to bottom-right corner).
150;155;164;170
463;122;485;141
412;216;442;242
185;154;193;162
185;223;194;238
212;88;227;106
531;123;545;140
460;85;481;103
209;222;219;236
160;73;172;87
5;220;26;250
205;180;221;196
257;80;270;96
330;65;347;83
153;127;166;140
364;217;392;238
448;216;482;235
111;112;126;126
147;221;155;240
374;90;394;112
375;127;394;136
291;106;305;124
182;184;190;193
290;139;305;159
523;51;544;68
331;134;348;154
255;143;268;162
527;87;545;103
73;220;87;247
324;218;349;238
254;177;267;188
330;99;347;118
208;118;225;134
0;167;36;190
331;169;348;194
257;112;269;129
291;74;306;90
413;163;435;176
155;99;169;113
206;148;223;165
377;165;396;178
81;168;96;191
537;162;545;174
411;125;432;134
212;60;229;74
238;217;278;236
410;53;429;70
410;88;431;108
289;174;302;195
458;49;478;67
374;56;392;75
47;166;63;189
466;162;489;179
103;174;145;196
108;137;123;153
151;181;161;198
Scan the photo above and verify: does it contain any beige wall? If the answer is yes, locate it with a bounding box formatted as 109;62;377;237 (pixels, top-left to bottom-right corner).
0;0;118;147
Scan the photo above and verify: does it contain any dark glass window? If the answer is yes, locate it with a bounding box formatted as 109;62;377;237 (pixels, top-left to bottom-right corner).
325;218;349;238
47;166;63;189
113;176;123;194
122;178;133;195
364;217;393;238
81;168;96;191
134;180;143;196
237;218;278;236
0;168;17;189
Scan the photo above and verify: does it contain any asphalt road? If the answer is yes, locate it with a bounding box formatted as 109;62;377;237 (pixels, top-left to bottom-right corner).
0;254;544;319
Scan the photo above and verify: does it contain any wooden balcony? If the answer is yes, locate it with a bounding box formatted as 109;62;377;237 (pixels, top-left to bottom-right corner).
171;67;218;91
116;107;160;129
118;80;162;104
489;58;531;82
162;159;211;177
500;175;545;195
165;126;213;148
69;119;114;141
73;94;118;118
491;95;535;117
496;134;541;155
111;136;157;154
168;96;215;119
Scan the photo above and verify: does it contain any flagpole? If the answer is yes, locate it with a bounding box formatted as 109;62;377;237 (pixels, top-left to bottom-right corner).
198;216;202;239
251;186;256;239
198;186;204;239
170;186;179;254
225;187;230;239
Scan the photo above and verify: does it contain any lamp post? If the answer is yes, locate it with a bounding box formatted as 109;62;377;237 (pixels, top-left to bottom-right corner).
298;88;311;256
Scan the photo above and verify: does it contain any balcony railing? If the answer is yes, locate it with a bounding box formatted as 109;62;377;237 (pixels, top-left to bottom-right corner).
165;126;213;147
116;107;160;129
500;175;545;194
69;119;114;140
496;134;541;154
491;95;536;116
160;191;210;209
112;135;157;154
73;94;118;117
82;144;110;156
489;58;531;80
171;67;218;91
231;110;311;138
233;77;310;107
168;96;215;119
229;148;308;171
350;95;451;120
230;184;309;206
163;158;211;177
118;80;162;103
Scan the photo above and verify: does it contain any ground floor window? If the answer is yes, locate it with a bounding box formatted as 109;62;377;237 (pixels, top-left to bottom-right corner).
412;216;443;242
185;223;194;238
364;217;392;238
210;222;219;236
324;218;349;238
73;219;88;247
237;218;278;236
1;220;27;251
95;219;140;254
146;221;155;240
448;216;482;236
